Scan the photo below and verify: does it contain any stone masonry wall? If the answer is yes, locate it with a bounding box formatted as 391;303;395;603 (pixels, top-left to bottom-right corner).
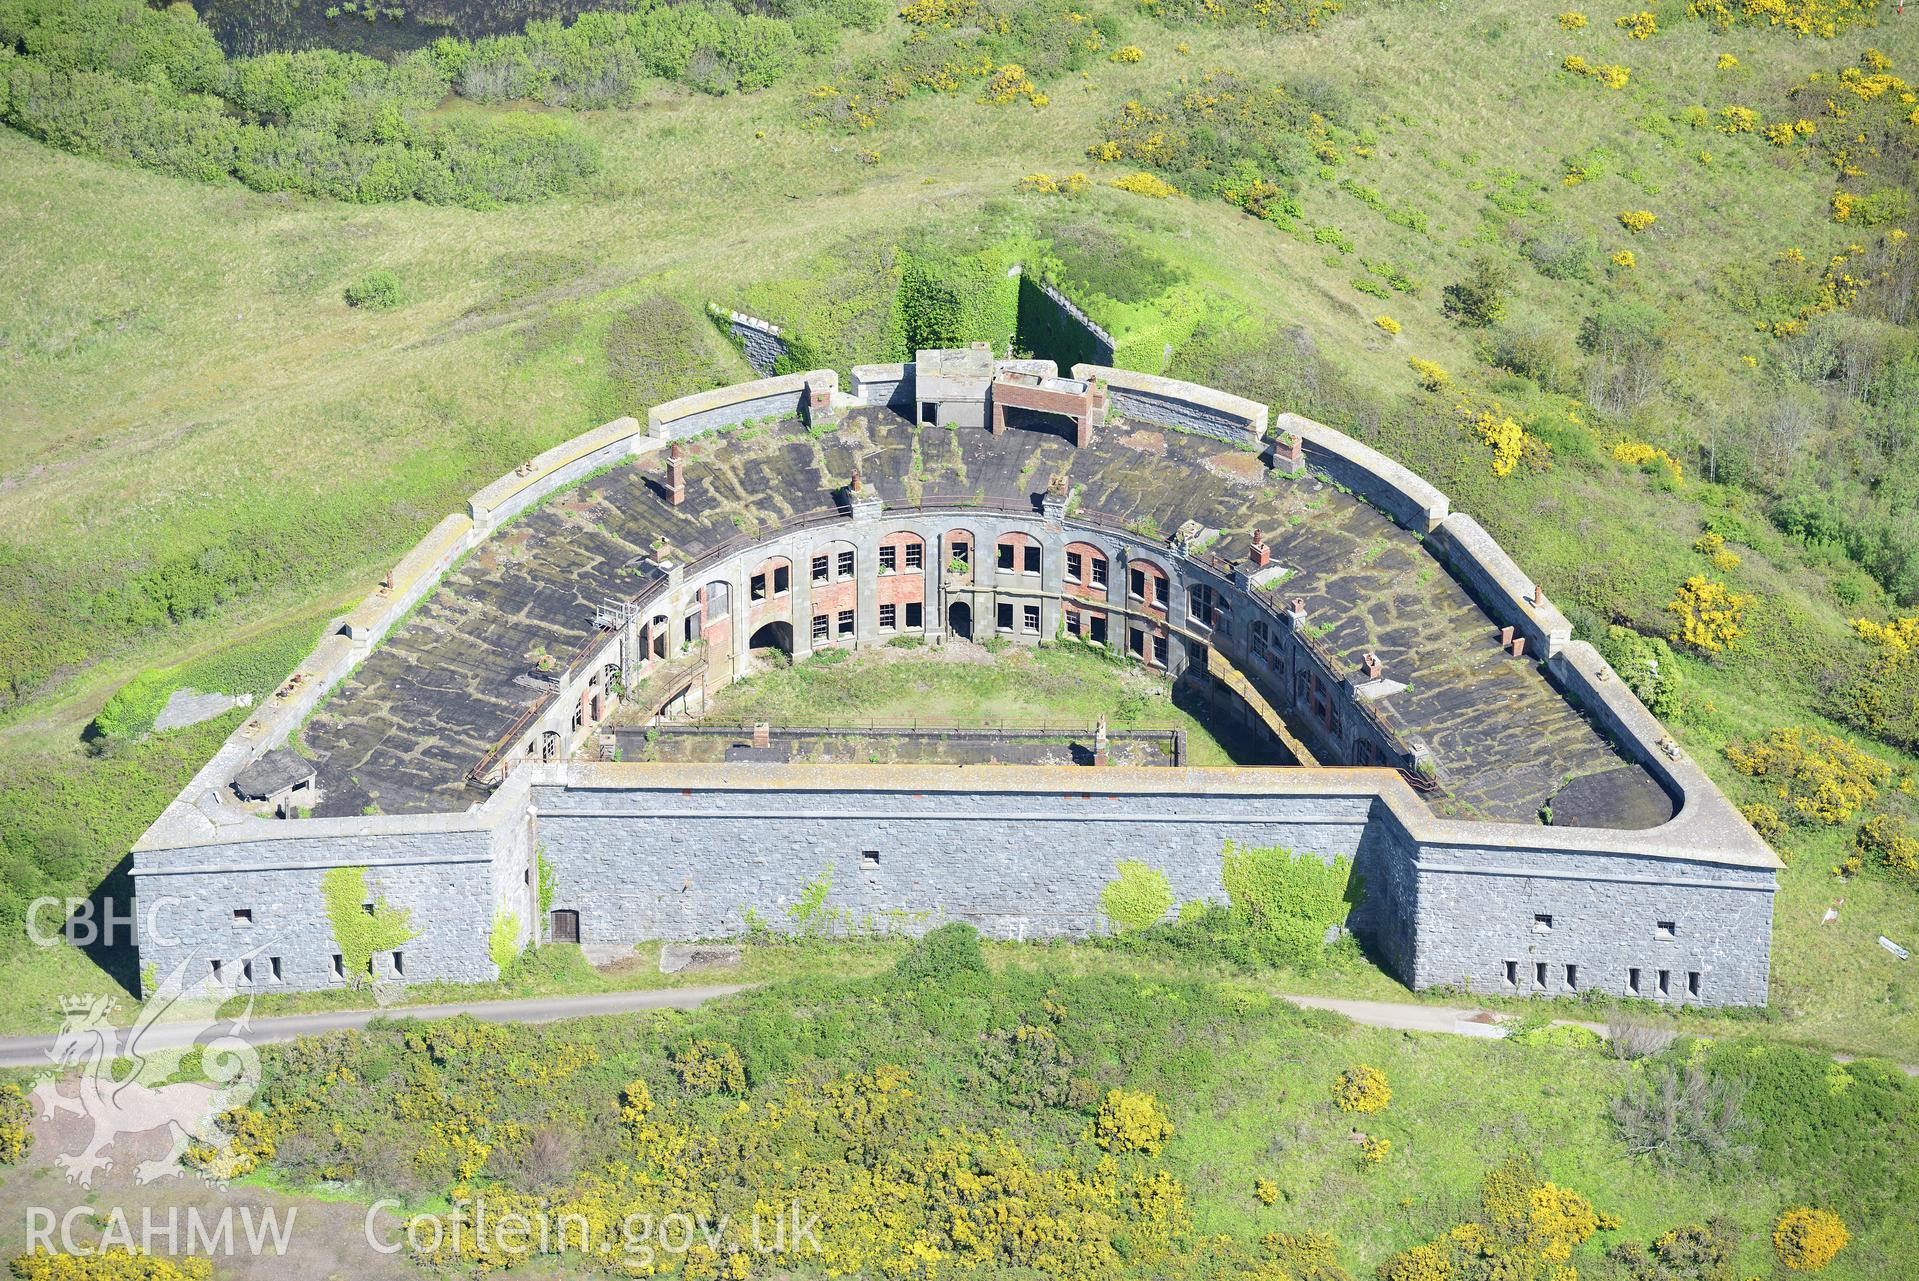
1405;838;1775;1006
530;781;1377;942
132;828;498;993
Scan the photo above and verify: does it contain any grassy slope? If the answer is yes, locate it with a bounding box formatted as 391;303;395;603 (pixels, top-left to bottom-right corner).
0;1;1915;1055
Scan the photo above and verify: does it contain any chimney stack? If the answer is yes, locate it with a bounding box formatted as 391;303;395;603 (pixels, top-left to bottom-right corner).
1361;652;1382;681
667;442;685;507
752;722;770;750
1250;527;1271;569
1531;582;1546;608
851;465;863;494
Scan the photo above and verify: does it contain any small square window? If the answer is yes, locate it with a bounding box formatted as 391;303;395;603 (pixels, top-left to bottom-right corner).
879;603;897;630
837;609;854;637
811;614;829;641
880;545;897;572
362;901;376;917
812;555;830;584
837;550;855;578
233;908;252;924
905;543;922;569
861;849;880;868
1023;604;1040;633
1533;914;1553;932
905;602;922;628
1656;920;1676;939
1066;552;1083;582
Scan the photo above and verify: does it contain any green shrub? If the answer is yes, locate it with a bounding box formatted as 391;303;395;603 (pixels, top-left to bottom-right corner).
321;866;419;984
488;908;523;971
1599;625;1685;717
1218;839;1360;969
1100;859;1173;933
891;922;987;984
1441;252;1511;327
343;269;403;310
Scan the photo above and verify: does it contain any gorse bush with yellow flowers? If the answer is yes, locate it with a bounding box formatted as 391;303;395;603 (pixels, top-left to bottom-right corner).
1085;72;1362;229
1668;575;1752;653
1772;1207;1849;1271
1725;726;1893;824
0;1080;32;1165
1331;1064;1390;1114
9;1251;214;1281
1377;1154;1615;1280
202;929;1391;1278
1685;0;1880;39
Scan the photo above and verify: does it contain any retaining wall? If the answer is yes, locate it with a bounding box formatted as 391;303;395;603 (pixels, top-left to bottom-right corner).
1275;411;1450;534
648;371;835;440
1073;364;1267;446
1426;513;1573;658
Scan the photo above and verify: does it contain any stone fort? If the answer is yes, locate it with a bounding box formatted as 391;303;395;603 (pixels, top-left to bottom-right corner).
130;347;1780;1006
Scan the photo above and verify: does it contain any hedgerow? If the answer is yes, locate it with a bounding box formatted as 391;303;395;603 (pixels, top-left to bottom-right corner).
9;1250;213;1281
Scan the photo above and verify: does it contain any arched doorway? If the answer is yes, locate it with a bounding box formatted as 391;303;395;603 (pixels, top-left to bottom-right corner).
948;600;973;640
749;620;794;656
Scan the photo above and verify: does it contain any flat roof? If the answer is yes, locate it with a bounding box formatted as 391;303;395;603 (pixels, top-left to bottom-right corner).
298;407;1664;829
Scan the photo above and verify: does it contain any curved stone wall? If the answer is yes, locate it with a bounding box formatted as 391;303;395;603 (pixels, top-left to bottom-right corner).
130;357;1780;1008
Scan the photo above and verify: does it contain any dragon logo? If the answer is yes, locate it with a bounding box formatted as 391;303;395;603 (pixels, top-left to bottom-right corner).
29;954;264;1187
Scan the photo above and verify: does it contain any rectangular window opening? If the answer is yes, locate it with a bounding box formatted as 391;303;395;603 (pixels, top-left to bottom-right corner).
812;555;830;584
1534;961;1548;988
1091;559;1108;588
1686;971;1701;998
861;849;880;869
393;950;405;978
1657;969;1671;997
837;550;855;578
997;602;1015;632
332;953;345;980
1504;960;1518;988
836;609;854;637
811;614;829;641
905;602;922;629
1565;963;1578;991
1656;920;1676;939
904;543;922;570
270;956;283;983
233;908;252;924
1628;967;1641;995
998;543;1016;571
1023;604;1040;633
1533;913;1553;932
1023;545;1040;575
879;603;897;630
1066;552;1083;583
880;545;897;572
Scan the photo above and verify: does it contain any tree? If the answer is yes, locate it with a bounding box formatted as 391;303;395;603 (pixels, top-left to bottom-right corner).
1441;252;1511;327
1579;301;1666;414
